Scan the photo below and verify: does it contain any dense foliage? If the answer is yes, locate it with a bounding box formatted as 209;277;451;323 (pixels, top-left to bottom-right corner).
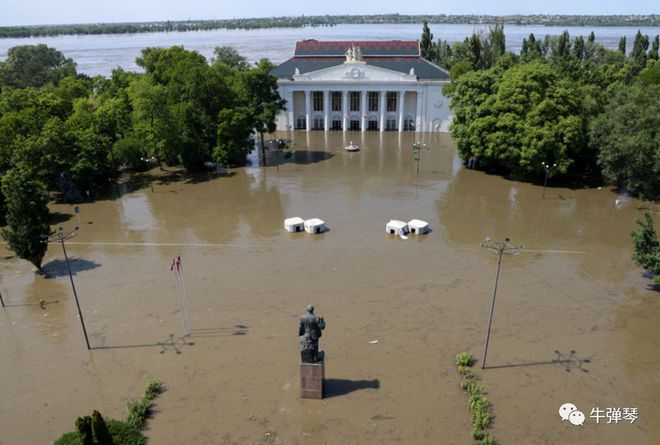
426;24;660;196
0;44;283;269
54;419;145;445
1;168;50;268
54;380;162;445
631;211;660;285
1;15;659;38
591;84;660;198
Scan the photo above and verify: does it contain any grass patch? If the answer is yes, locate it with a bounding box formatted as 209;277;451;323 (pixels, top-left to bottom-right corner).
456;352;499;445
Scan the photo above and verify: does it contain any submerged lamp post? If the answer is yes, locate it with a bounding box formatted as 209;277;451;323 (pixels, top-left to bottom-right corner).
479;237;524;369
43;227;90;350
412;141;426;174
541;162;557;199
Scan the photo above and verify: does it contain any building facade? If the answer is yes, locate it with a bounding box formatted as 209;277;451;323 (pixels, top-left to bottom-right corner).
271;40;452;133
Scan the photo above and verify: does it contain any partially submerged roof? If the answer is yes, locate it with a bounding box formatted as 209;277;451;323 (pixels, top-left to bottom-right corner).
272;40;449;81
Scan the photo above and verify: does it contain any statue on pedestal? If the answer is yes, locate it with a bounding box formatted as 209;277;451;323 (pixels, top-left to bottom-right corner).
299;304;325;363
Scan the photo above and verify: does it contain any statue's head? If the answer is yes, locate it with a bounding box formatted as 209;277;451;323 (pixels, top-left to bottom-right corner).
306;304;314;313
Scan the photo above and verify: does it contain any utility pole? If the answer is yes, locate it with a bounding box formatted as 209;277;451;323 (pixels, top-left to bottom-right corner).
43;227;90;350
412;141;426;174
541;162;557;199
479;237;524;369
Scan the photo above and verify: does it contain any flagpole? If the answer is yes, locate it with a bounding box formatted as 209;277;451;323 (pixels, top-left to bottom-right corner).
172;256;191;336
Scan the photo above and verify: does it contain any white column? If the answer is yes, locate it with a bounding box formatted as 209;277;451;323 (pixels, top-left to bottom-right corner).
323;90;330;132
286;89;294;131
360;90;367;132
398;90;405;132
415;89;423;133
342;90;348;132
305;90;311;132
379;90;386;132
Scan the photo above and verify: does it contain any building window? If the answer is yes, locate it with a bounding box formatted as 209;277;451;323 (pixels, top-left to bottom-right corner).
313;116;324;130
368;120;378;131
331;92;342;111
368;92;379;112
313;92;323;111
386;92;397;112
332;120;342;130
403;116;415;131
386;117;397;131
349;120;360;130
296;116;306;130
349;92;360;112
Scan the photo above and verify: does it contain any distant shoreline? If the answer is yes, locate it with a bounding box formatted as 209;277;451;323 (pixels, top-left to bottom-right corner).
1;14;659;39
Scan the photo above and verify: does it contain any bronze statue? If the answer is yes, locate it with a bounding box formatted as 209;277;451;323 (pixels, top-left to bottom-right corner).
299;304;325;363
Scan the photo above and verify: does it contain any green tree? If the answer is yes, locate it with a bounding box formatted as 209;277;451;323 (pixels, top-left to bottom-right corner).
420;21;435;60
619;36;627;55
212;46;250;69
1;168;50;269
650;35;660;60
0;44;77;89
213;107;253;166
75;416;93;445
237;59;285;165
434;39;453;69
521;33;543;63
591;84;660;198
630;30;650;76
630;210;660;285
91;411;114;445
449;61;585;177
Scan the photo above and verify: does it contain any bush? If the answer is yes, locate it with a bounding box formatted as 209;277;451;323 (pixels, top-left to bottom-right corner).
125;398;151;429
144;379;163;401
54;420;145;445
456;352;476;367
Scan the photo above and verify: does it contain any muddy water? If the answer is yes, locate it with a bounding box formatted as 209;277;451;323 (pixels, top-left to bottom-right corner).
1;132;659;445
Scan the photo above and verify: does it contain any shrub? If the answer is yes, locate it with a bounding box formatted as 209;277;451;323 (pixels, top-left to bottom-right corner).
125;398;151;429
144;378;163;401
481;434;499;445
54;420;145;445
456;352;476;367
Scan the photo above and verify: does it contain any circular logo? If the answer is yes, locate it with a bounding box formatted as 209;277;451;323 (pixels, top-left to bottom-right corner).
350;68;361;79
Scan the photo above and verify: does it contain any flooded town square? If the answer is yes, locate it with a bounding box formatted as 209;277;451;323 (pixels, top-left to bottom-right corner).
1;131;659;444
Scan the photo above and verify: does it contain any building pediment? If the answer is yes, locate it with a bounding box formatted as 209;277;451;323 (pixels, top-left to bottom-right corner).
292;62;417;83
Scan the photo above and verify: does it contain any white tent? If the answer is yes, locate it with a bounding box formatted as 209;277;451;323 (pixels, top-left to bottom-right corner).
386;220;409;239
304;218;326;234
284;217;305;233
408;219;430;235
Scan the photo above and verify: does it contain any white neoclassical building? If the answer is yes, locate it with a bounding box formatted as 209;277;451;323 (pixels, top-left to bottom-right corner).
272;40;452;133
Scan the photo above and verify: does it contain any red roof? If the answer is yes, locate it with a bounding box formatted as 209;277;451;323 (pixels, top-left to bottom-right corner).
294;40;420;57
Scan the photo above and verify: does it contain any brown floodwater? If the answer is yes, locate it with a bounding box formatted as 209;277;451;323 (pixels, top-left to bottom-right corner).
1;132;659;445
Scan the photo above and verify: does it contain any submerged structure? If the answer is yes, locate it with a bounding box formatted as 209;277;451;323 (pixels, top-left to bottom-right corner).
272;40;451;132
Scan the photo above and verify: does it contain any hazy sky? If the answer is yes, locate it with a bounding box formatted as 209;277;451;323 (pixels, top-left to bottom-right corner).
1;0;658;26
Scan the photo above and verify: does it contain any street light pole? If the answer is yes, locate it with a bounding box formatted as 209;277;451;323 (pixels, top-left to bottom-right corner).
541;162;557;199
43;227;90;350
412;141;426;174
479;237;524;369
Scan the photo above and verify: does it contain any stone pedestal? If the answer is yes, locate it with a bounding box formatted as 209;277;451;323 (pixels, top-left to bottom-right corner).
300;358;325;399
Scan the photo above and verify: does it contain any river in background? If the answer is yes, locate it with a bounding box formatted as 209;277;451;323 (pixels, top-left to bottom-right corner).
1;23;660;76
1;132;659;444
